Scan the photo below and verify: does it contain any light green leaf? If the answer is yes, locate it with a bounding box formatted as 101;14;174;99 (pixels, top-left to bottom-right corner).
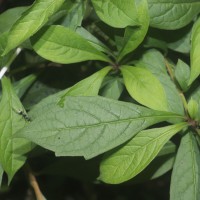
91;0;139;28
99;123;187;184
31;25;111;64
148;0;200;30
0;7;28;34
175;59;190;92
188;98;199;120
189;18;200;85
170;131;200;200
0;77;32;183
118;0;149;61
16;96;184;159
3;0;65;55
75;27;109;53
135;49;184;115
30;66;112;118
121;65;168;111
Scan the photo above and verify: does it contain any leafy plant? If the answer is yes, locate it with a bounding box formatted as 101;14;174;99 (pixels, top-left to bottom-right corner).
0;0;200;199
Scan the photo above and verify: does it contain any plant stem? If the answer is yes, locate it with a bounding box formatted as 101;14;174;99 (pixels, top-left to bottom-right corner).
26;166;46;200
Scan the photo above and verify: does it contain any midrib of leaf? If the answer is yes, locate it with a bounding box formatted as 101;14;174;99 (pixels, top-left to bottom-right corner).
28;113;184;131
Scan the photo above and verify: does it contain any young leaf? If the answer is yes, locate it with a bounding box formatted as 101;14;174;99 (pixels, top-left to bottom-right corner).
16;96;184;159
118;0;149;61
30;66;112;118
148;0;200;30
3;0;65;55
91;0;139;28
170;131;200;200
136;49;184;115
31;25;111;64
99;123;187;184
189;18;200;85
175;59;190;92
187;98;199;120
121;65;168;111
0;77;32;183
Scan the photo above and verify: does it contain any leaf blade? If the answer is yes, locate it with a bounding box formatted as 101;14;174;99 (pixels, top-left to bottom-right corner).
121;65;168;111
118;0;149;61
91;0;139;28
0;77;32;182
148;0;200;30
189;18;200;85
99;123;187;184
16;96;184;159
170;131;200;200
3;0;65;55
31;25;111;64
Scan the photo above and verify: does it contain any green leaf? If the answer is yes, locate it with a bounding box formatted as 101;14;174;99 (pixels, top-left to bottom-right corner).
100;78;124;100
29;66;112;118
16;96;184;159
170;131;200;200
175;59;190;92
121;65;168;111
148;0;200;30
99;123;187;184
189;18;200;85
158;141;176;157
75;27;109;53
0;7;28;34
135;49;184;115
3;0;65;55
14;74;37;98
59;0;86;30
118;0;149;61
31;25;111;64
0;77;32;183
91;0;139;28
187;98;199;120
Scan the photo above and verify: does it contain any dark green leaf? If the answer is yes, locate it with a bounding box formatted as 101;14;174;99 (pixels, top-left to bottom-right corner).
16;96;184;159
148;0;200;30
170;131;200;200
189;18;200;85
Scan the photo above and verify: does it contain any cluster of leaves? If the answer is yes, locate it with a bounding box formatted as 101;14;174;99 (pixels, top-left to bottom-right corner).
0;0;200;199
